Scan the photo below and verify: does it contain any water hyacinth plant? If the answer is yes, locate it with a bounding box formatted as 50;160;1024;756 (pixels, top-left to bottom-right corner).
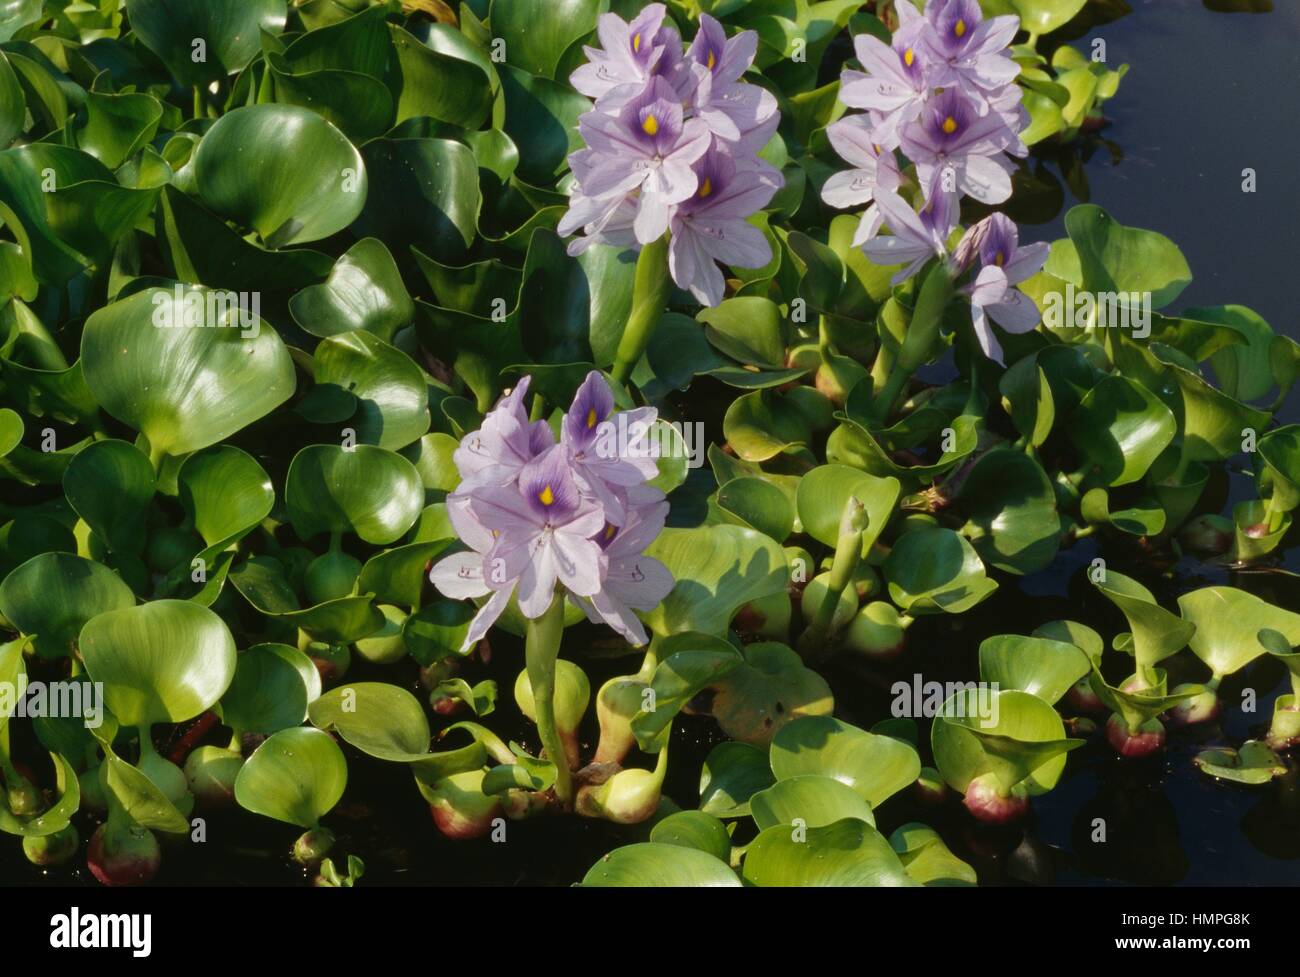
0;0;1296;897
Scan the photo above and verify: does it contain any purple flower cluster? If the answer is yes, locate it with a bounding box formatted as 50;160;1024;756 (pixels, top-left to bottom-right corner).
825;0;1048;364
430;372;674;649
558;4;783;307
826;0;1026;263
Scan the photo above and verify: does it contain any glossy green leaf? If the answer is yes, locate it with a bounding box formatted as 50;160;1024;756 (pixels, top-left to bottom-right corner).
1177;587;1300;679
0;553;135;659
977;634;1090;706
195;104;367;248
770;715;920;807
741;818;916;887
1070;374;1176;487
285;445;424;545
81;286;295;459
313;331;430;450
642;525;788;637
80;600;237;727
884;528;998;615
699;741;775;818
62;439;154;555
234;726;347;828
126;0;287;86
579;842;740;887
290;238;414;342
750;774;876;831
221;643;321;735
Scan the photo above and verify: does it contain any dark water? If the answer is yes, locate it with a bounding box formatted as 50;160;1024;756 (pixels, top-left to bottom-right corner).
7;1;1300;888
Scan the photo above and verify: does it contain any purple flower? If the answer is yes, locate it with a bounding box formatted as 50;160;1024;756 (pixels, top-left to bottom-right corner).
431;371;674;648
469;446;607;619
570;3;682;103
919;0;1021;98
900;88;1021;205
578;493;674;646
561;14;781;294
577;76;713;243
838;32;929;150
451;376;555;493
956;213;1048;363
668;147;779;306
683;14;777;145
563;372;661;523
821;117;903;247
862;181;958;284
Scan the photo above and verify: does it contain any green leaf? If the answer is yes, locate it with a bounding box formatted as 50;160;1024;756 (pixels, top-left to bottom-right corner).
890;822;978;886
1093;569;1194;672
290;238;413;342
81;286;296;459
977;634;1090;706
648;810;733;862
0;553;135;659
631;632;743;752
308;682;431;762
221;643;321;735
125;0;287;87
353;138;480;265
959;449;1060;574
62;440;154;555
313;331;430;450
1177;587;1300;679
227;556;384;643
70;90;163;170
285;445;424;545
770;715;920;807
1194;741;1287;786
1063;204;1192;310
741;818;916;887
195;104;367;248
579;842;740;887
716;476;795;542
884;528;998;615
491;0;599;78
234;726;347;829
699;741;775;818
710;642;834;747
389;23;495;129
750;775;876;831
642;525;788;637
498;65;590;186
795;464;899;556
932;689;1080;795
1070;374;1176;487
80;600;237;727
